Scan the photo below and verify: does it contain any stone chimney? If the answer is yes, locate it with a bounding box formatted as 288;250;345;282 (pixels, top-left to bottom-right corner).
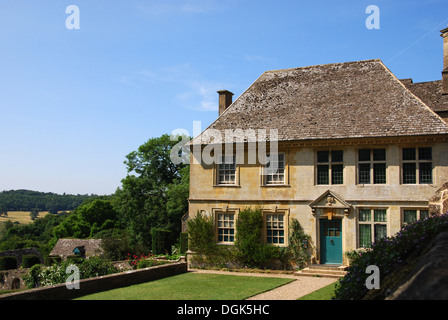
218;90;234;116
441;27;448;94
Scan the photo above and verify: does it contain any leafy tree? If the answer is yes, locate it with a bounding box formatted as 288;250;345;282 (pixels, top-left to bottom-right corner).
114;134;189;251
51;199;118;241
0;202;7;216
30;208;40;220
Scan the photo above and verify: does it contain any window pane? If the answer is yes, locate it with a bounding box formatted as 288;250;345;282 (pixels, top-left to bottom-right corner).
418;148;432;161
358;149;371;162
403;148;416;161
331;164;343;184
373;163;386;184
374;224;387;242
218;155;236;184
332;150;343;163
317;165;329;184
317;151;329;163
373;149;386;161
359;209;371;222
419;163;432;184
359;224;372;248
266;214;285;245
374;209;387;222
420;210;429;220
359;163;371;184
403;163;416;184
217;213;235;243
403;210;417;224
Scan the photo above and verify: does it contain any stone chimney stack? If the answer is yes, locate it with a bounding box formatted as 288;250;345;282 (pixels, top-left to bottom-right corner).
218;90;234;116
441;27;448;94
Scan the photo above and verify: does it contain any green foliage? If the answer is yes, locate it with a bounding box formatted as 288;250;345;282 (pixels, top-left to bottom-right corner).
288;218;312;269
115;134;189;251
334;213;448;300
22;257;119;289
21;255;41;268
0;189;97;212
0;256;17;270
186;211;215;253
179;232;188;254
98;229;134;261
235;207;275;268
186;212;234;268
151;228;172;255
51;199;118;241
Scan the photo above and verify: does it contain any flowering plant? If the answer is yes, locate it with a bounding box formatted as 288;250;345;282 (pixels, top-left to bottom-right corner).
125;252;154;269
334;213;448;300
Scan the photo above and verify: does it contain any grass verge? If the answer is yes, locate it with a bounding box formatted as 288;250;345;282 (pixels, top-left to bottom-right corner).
297;282;337;300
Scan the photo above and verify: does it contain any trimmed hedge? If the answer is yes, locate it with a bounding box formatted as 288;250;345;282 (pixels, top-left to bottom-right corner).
179;232;188;254
151;228;173;255
0;256;17;271
21;255;41;268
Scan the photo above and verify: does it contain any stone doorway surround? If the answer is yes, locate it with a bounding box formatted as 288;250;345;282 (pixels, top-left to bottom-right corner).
309;190;352;265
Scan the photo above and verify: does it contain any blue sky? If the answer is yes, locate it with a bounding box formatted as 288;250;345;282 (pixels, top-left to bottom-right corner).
0;0;447;195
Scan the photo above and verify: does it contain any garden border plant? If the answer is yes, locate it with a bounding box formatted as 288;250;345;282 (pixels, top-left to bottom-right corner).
333;212;448;300
187;207;312;270
22;256;120;289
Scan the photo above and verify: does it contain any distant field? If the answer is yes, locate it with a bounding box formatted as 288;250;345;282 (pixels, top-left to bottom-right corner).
0;211;50;225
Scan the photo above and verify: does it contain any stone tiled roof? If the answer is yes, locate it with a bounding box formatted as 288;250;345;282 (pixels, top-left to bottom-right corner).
50;239;103;259
401;79;448;112
192;60;448;145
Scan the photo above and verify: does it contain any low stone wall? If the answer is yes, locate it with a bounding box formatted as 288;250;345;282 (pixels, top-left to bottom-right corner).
0;262;187;300
387;231;448;300
0;269;29;291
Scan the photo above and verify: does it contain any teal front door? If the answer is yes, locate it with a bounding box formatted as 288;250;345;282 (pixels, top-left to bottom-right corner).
320;219;342;264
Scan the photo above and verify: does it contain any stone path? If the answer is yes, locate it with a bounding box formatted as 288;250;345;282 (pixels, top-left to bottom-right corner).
189;269;338;300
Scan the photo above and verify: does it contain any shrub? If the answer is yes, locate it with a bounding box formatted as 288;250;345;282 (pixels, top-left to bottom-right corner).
21;255;41;268
23;264;43;288
334;213;448;300
187;211;215;253
179;232;188;254
235;207;277;268
151;228;172;255
287;218;312;269
22;257;120;289
0;256;17;270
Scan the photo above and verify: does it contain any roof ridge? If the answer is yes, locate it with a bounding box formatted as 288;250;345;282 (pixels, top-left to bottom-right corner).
263;59;383;74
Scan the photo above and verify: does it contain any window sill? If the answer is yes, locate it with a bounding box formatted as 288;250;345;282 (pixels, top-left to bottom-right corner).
213;184;241;188
260;184;291;188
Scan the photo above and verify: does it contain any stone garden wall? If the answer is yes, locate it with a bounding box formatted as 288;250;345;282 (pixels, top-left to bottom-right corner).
0;261;187;300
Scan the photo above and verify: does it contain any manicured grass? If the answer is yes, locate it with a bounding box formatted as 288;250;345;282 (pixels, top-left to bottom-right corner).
76;272;294;300
297;282;337;300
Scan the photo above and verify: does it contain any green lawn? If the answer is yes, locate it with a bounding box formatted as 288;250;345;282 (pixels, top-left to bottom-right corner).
297;282;337;300
76;273;294;300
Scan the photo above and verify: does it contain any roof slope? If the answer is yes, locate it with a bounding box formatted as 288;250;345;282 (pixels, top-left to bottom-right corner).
193;60;448;144
401;79;448;112
50;239;103;259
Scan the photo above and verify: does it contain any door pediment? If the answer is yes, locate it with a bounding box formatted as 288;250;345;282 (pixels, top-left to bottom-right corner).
309;190;351;217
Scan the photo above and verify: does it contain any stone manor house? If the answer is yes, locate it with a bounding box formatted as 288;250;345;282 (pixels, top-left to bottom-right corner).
187;28;448;266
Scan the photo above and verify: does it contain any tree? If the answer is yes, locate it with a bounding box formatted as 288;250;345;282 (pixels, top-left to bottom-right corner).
51;199;118;240
115;134;189;251
0;203;7;216
30;208;40;221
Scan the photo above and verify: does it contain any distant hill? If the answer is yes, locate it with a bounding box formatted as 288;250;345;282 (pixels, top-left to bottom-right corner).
0;189;100;213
